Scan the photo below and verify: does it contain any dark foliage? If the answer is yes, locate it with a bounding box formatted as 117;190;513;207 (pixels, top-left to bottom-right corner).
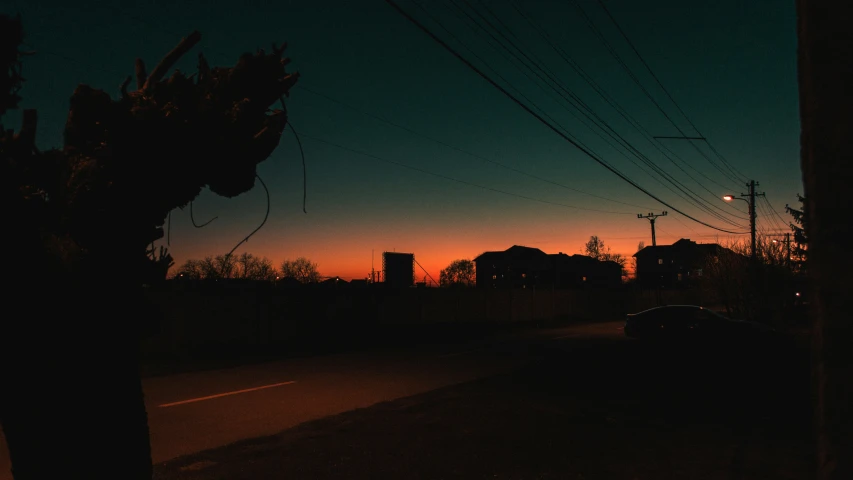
0;13;299;479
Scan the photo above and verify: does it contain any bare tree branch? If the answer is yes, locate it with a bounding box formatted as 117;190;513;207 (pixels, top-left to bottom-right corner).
142;31;201;92
134;58;146;90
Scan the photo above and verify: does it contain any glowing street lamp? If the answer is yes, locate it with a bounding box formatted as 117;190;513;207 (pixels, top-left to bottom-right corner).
722;193;755;261
722;194;747;204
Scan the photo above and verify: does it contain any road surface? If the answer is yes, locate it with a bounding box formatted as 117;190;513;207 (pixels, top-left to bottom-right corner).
0;321;623;479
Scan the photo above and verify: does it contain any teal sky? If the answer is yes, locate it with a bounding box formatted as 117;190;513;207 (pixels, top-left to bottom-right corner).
2;0;801;280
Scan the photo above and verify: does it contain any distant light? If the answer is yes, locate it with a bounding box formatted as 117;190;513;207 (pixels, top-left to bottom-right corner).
795;292;801;297
722;195;734;201
772;239;778;244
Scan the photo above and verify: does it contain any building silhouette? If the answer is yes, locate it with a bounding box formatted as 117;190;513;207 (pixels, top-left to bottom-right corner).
474;245;622;289
383;252;415;288
633;238;741;288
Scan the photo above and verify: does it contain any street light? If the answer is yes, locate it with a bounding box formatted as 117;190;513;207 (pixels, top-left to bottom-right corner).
722;193;756;261
722;194;747;205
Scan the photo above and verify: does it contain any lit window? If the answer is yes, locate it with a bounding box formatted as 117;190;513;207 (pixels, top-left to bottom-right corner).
677;273;683;281
492;274;497;280
658;259;663;265
582;276;587;281
521;273;527;278
697;269;703;276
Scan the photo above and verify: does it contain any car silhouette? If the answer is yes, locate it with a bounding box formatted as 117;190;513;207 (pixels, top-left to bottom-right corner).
624;305;779;345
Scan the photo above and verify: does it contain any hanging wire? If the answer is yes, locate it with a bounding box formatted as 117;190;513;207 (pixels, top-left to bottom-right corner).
190;200;218;228
279;94;308;214
223;173;271;262
289;121;308;214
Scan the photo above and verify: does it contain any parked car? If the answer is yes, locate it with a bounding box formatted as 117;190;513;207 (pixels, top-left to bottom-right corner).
624;305;779;345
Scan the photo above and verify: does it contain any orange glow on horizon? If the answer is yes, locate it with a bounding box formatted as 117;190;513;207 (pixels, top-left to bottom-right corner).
170;235;733;282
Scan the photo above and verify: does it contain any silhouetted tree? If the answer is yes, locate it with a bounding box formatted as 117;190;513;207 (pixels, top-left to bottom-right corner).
439;259;475;287
235;252;277;280
175;255;231;279
1;13;298;479
701;239;749;318
175;253;276;281
281;257;320;283
583;235;627;268
702;236;795;321
625;241;645;282
786;194;808;272
174;258;206;279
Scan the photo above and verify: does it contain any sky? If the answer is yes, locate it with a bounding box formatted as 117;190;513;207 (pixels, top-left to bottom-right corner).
2;0;802;281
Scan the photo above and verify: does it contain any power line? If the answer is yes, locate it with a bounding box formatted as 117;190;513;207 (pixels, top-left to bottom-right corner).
384;0;747;235
754;200;777;233
426;0;748;230
669;212;700;234
448;0;748;227
51;1;658;213
508;0;738;195
25;5;750;235
22;17;639;218
762;195;793;229
573;0;742;185
594;0;750;183
571;0;745;186
299;132;637;215
297;85;654;210
758;197;791;234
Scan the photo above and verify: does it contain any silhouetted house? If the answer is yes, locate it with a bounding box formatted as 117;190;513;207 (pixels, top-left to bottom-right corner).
633;238;739;288
349;279;368;288
550;252;623;288
275;276;302;288
319;276;348;288
474;245;621;289
474;245;550;288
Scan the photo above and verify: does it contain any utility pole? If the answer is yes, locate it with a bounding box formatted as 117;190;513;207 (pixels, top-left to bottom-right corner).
723;181;764;262
747;180;765;263
748;181;757;262
637;211;668;246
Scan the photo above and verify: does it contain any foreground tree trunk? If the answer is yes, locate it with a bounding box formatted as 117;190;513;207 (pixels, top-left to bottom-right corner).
0;293;154;478
796;1;853;478
1;15;298;478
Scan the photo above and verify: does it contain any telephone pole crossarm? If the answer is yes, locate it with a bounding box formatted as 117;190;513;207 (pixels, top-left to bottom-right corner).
637;211;668;246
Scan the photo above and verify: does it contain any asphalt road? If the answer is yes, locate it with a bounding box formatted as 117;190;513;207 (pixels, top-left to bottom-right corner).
0;321;624;479
153;320;813;479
